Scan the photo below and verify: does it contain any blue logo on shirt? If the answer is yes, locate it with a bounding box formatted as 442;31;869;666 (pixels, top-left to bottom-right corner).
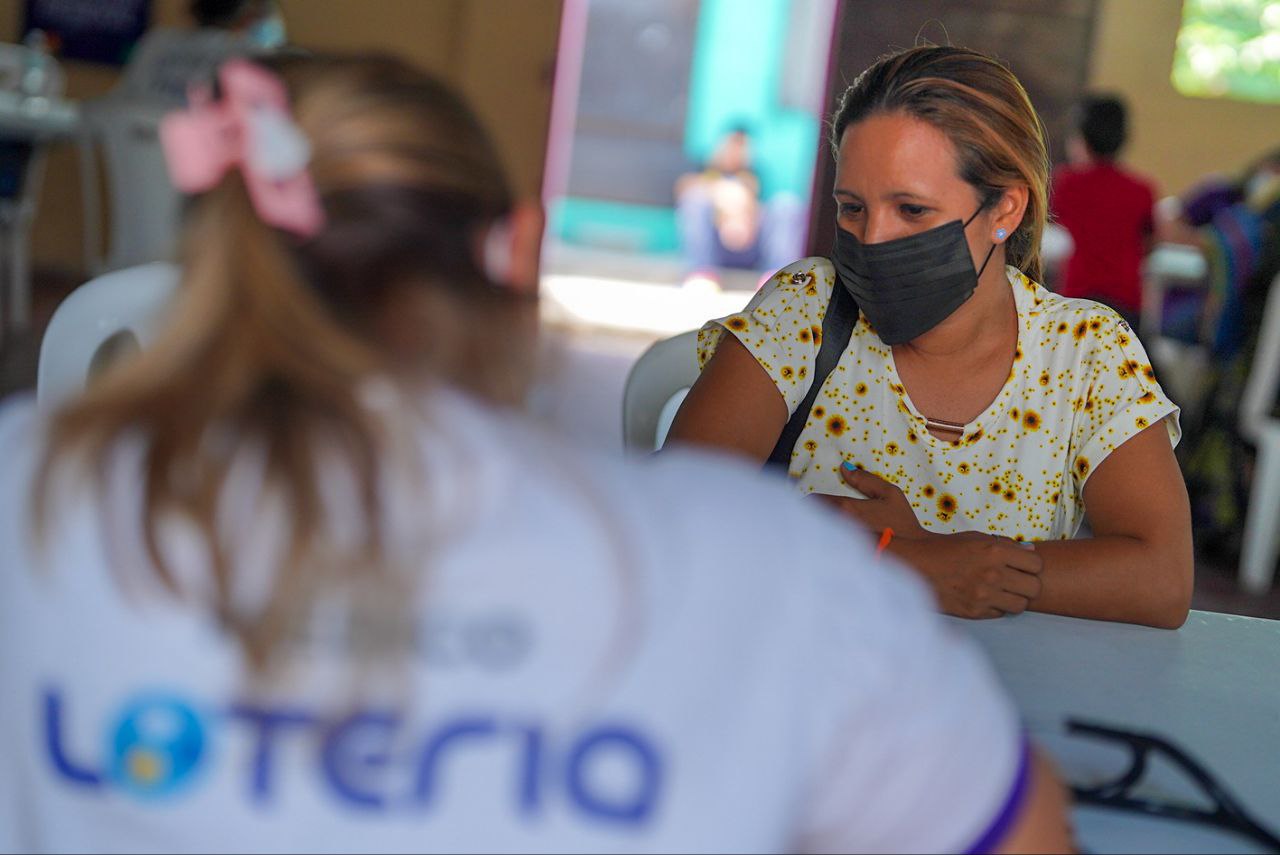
109;695;207;798
44;690;208;798
43;687;663;824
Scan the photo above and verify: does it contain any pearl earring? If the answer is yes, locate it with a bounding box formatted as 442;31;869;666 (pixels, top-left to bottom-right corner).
995;228;1008;241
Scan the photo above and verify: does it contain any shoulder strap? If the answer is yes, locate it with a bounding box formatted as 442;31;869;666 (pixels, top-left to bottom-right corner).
765;276;858;471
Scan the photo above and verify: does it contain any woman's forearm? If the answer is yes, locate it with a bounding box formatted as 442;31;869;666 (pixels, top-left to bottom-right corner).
1029;534;1193;629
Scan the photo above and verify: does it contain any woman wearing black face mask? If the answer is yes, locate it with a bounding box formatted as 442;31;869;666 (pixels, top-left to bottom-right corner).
666;45;1193;630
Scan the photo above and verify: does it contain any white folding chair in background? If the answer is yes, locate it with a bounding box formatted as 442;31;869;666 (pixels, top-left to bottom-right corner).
1140;243;1211;420
1038;222;1074;288
621;329;700;452
78;97;182;275
37;262;180;413
1237;271;1280;593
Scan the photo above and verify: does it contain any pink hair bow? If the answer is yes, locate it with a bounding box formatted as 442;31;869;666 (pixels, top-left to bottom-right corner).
159;59;325;237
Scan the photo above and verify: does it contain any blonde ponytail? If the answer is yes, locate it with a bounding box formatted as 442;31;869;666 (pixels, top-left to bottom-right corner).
35;54;523;671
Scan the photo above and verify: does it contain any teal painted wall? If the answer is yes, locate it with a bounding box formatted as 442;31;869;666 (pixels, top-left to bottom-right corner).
685;0;820;202
556;0;823;254
551;197;681;254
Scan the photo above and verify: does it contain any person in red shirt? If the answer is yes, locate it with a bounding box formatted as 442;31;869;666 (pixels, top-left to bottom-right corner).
1050;94;1156;329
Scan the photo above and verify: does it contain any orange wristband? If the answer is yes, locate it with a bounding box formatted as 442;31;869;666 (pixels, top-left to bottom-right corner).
875;527;894;558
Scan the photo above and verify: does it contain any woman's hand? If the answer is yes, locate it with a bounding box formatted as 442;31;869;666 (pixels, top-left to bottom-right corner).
809;464;1044;619
811;464;930;538
893;533;1044;619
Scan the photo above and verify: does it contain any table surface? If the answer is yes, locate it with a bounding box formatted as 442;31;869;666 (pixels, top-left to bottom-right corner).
957;610;1280;853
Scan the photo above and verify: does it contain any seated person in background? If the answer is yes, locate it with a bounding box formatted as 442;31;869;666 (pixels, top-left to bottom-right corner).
1160;147;1280;243
113;0;286;105
667;46;1193;629
675;124;805;278
1050;94;1156;331
0;54;1071;852
1140;150;1280;354
1174;154;1280;553
1153;148;1280;358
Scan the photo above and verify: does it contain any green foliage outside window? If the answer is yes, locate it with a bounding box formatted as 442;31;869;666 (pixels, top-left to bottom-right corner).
1172;0;1280;103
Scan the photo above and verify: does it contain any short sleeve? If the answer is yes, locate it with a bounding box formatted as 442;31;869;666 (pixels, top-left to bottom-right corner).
791;554;1029;854
696;257;833;415
1069;313;1181;491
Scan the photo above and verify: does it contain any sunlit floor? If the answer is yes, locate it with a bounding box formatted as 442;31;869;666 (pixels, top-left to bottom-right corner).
529;322;658;454
530;241;762;453
4;257;1279;619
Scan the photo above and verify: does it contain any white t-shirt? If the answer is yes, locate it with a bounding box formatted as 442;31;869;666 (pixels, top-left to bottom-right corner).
0;388;1028;853
699;258;1181;540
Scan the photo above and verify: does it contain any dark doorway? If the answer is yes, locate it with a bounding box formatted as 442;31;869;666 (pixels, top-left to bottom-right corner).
566;0;700;208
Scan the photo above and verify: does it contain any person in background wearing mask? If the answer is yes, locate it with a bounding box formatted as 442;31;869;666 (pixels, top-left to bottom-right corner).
667;46;1193;629
0;54;1071;852
1050;95;1157;332
113;0;287;106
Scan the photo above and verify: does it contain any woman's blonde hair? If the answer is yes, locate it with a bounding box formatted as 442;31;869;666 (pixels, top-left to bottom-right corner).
35;54;529;669
831;45;1051;281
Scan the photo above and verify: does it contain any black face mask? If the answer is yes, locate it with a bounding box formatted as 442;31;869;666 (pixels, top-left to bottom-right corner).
831;204;998;345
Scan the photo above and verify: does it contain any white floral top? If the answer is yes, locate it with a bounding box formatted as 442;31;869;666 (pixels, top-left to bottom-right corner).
698;258;1181;541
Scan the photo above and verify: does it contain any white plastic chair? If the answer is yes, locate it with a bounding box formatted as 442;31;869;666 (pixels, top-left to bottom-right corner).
1141;243;1209;342
1040;221;1074;266
1139;243;1212;423
78;97;182;274
37;262;180;412
1237;272;1280;593
621;330;700;451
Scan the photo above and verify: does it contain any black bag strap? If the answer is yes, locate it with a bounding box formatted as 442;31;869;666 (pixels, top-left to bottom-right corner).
766;275;859;471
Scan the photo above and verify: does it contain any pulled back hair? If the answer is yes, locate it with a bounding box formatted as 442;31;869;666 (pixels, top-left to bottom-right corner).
831;45;1051;282
35;54;528;670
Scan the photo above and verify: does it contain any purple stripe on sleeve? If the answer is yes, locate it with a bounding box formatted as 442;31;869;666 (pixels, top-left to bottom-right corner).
964;734;1033;855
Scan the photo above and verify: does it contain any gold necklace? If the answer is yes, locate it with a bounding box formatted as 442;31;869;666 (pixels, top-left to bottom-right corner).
923;415;967;436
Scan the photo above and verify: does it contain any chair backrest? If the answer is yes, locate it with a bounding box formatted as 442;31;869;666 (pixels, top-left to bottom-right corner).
1239;272;1280;443
1040;222;1074;266
37;262;180;412
1140;243;1210;341
81;97;182;272
621;329;701;451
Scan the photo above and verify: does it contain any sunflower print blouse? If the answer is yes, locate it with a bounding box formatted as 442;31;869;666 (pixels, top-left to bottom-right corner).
697;258;1181;541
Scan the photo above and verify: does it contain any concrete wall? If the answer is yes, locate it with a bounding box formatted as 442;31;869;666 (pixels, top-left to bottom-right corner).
0;0;561;274
1089;0;1280;197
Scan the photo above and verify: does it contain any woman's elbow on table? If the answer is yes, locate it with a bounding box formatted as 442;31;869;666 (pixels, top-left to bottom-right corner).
1155;559;1194;630
1081;424;1194;629
1138;539;1193;630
